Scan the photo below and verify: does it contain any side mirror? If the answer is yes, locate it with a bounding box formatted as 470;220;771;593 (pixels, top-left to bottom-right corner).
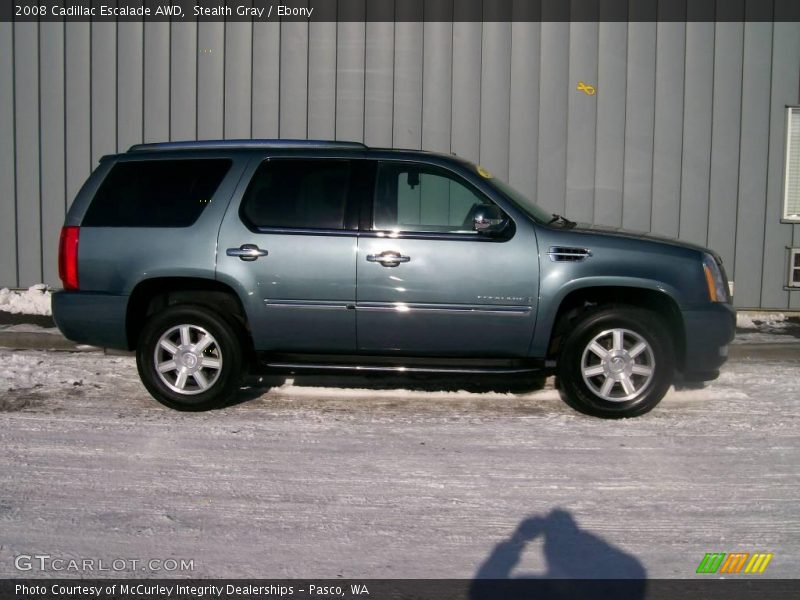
473;205;510;236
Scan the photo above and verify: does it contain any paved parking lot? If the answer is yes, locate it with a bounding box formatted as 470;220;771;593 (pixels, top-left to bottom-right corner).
0;348;798;578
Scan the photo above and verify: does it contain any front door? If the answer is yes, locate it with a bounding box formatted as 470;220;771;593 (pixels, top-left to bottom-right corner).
356;161;538;357
217;156;365;353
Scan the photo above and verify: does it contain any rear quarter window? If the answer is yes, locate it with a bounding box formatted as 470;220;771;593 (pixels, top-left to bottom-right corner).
82;158;232;227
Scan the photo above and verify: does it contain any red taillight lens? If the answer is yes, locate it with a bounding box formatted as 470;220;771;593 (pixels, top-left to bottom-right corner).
58;226;80;290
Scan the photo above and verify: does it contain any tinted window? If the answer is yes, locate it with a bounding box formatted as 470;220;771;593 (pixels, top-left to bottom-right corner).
241;160;351;230
374;163;492;234
83;159;231;227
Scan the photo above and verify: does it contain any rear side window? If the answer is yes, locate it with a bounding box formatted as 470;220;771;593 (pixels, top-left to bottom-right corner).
82;159;232;227
240;159;351;230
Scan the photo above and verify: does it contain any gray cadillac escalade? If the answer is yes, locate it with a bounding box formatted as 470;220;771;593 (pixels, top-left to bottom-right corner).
53;139;735;418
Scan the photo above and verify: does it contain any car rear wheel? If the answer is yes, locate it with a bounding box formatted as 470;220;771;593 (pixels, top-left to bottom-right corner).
556;306;674;418
136;305;244;411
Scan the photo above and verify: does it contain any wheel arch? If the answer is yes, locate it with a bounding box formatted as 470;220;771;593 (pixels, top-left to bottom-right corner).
535;280;686;371
126;276;252;354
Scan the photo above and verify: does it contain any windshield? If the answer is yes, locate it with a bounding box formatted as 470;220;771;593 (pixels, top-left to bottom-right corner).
485;176;554;224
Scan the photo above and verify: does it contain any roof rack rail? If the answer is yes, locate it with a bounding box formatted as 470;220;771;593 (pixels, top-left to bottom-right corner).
127;139;368;152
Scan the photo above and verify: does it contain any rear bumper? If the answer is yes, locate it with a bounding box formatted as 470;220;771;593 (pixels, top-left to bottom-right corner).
679;303;736;381
52;290;129;350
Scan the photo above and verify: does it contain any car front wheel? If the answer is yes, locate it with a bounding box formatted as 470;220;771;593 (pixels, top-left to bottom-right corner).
136;305;244;411
556;306;675;418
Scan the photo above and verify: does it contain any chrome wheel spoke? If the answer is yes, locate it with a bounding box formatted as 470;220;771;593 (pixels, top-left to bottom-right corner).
174;369;188;390
629;342;647;359
599;377;615;397
612;330;624;351
157;360;177;373
159;339;178;355
583;364;606;377
619;374;636;396
195;334;213;353
192;370;209;390
179;325;191;346
631;364;653;377
588;341;608;359
201;357;221;370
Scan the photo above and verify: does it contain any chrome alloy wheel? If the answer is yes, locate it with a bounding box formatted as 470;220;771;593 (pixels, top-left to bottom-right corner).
580;328;655;402
153;324;223;395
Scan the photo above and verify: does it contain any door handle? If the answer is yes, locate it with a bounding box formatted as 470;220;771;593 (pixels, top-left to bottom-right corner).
226;244;268;261
366;251;410;267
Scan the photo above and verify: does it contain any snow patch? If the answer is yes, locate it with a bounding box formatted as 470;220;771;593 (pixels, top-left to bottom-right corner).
0;285;52;315
736;311;789;330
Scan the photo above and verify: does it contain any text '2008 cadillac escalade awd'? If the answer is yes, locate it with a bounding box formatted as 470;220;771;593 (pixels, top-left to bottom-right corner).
53;139;735;418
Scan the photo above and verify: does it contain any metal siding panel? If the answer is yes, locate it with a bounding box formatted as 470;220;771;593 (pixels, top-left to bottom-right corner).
117;22;143;152
793;221;800;308
537;20;569;215
197;22;224;140
421;20;453;153
508;21;540;203
143;22;170;143
479;22;511;180
364;21;394;147
565;21;598;223
760;21;799;308
224;21;253;139
651;21;686;238
707;20;744;269
170;22;197;141
307;21;336;140
39;23;66;286
678;21;715;246
392;22;423;149
91;22;117;163
336;21;366;142
0;22;17;286
733;22;772;308
622;21;656;232
65;23;91;207
14;22;41;286
279;21;309;138
251;21;280;138
593;21;627;227
451;20;481;162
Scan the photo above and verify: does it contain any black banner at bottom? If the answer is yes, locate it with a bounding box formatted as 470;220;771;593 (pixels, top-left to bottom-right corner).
2;579;799;600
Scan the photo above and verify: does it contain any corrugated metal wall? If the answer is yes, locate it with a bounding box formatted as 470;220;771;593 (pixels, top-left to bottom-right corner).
1;16;799;309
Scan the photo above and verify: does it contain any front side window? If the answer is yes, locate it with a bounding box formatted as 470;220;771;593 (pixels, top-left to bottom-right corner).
241;159;351;230
374;163;493;234
83;158;232;227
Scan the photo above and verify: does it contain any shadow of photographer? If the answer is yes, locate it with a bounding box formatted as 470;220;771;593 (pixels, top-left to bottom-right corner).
471;508;646;599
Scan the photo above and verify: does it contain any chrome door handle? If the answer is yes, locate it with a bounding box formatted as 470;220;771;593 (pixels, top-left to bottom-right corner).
366;251;410;267
226;244;268;261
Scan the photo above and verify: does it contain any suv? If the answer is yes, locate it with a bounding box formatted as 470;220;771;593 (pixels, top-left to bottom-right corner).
53;140;735;418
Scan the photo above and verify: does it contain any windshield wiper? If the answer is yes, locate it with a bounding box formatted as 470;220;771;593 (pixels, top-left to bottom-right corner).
547;213;576;228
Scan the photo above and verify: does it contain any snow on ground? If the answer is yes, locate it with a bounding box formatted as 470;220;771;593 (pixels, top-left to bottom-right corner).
0;348;798;579
736;311;791;330
0;285;52;315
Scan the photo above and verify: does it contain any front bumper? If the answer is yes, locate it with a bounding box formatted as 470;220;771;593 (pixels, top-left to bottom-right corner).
679;303;736;381
52;290;130;350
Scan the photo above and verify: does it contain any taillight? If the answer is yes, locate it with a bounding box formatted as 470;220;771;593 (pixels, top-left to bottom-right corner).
58;226;80;290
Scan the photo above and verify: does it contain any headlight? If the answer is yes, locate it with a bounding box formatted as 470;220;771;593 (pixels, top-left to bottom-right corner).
702;253;728;303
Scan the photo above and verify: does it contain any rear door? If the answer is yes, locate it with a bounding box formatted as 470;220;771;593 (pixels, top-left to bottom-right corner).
217;155;370;353
356;160;539;356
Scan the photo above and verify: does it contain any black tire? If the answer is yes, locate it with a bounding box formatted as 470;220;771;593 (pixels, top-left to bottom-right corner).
136;305;245;411
556;305;674;418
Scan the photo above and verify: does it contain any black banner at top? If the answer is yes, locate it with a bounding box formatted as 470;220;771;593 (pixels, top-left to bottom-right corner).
3;0;800;23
